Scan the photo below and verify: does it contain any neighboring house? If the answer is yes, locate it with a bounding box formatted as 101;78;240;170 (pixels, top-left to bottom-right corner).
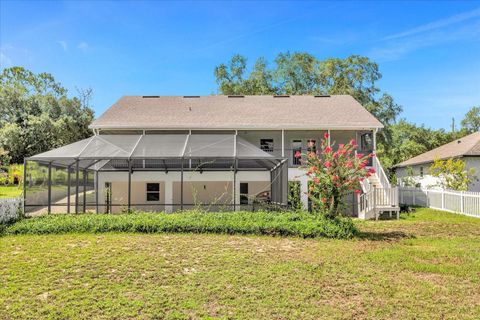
395;131;480;191
25;95;396;218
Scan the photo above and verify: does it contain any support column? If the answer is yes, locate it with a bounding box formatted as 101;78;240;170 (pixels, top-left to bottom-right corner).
180;159;184;211
95;170;99;214
127;160;132;212
281;129;285;157
67;165;71;214
47;162;52;214
83;169;87;213
75;160;79;214
300;174;309;211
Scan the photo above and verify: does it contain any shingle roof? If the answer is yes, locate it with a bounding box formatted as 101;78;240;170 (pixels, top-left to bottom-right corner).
90;95;383;130
395;131;480;167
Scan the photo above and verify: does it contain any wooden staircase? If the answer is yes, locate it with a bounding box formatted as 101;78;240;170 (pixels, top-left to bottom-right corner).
358;157;400;220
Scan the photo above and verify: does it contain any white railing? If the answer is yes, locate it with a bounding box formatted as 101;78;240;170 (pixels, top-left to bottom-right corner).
358;187;399;219
360;178;371;193
399;187;480;218
0;197;23;224
372;156;391;189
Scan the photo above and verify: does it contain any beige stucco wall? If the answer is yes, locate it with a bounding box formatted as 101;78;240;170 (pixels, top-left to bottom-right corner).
110;181;166;213
98;171;271;213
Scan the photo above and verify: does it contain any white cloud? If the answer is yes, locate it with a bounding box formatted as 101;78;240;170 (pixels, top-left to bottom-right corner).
370;9;480;61
0;51;12;68
382;7;480;41
57;40;68;51
77;41;90;53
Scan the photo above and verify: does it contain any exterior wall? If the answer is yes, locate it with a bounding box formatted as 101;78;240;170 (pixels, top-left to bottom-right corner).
396;157;480;192
465;157;480;192
237;130;283;157
173;181;233;211
97;171;270;213
288;167;309;209
93;129;377;213
238;129;366;167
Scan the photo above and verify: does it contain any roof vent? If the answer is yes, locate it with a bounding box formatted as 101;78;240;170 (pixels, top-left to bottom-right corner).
183;95;200;98
458;140;462;144
142;95;159;98
314;95;330;98
228;95;245;98
273;95;290;98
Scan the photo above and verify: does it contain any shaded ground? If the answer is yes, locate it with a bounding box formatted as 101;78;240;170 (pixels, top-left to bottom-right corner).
1;208;480;319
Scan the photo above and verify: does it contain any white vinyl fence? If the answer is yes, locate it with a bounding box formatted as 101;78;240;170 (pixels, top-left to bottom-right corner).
400;187;480;218
0;198;23;224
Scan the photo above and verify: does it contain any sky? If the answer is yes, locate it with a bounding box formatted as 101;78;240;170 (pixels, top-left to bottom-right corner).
1;0;479;130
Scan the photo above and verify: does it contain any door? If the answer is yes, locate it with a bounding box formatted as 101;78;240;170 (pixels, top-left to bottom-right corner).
240;183;249;205
291;140;302;166
105;182;112;213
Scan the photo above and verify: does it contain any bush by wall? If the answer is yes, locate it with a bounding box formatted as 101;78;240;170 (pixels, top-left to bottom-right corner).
3;211;357;239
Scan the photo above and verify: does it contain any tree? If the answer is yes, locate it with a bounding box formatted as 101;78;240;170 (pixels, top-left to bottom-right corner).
298;133;374;218
0;67;94;164
461;106;480;133
374;120;455;170
429;158;476;191
214;53;404;170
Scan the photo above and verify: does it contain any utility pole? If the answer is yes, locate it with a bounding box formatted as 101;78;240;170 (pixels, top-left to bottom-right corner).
451;117;456;133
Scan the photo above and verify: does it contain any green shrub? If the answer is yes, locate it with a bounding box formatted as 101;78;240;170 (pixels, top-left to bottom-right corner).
3;211;357;239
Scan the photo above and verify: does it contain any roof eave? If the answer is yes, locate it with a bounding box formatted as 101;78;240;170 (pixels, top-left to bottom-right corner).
89;124;384;130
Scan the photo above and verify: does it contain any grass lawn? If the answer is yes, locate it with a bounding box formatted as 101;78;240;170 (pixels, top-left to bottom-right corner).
1;208;480;319
0;185;22;198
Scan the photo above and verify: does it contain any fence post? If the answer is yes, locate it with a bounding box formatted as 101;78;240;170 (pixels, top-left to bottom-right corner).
460;191;464;214
426;190;429;208
441;190;445;210
413;189;416;206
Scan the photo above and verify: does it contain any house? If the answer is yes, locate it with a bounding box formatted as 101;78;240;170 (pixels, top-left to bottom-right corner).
395;131;480;191
24;95;397;218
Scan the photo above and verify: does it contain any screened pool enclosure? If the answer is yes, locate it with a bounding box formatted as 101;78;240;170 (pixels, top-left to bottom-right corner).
24;133;288;214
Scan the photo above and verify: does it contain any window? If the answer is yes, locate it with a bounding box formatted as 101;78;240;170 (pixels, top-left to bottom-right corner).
260;139;274;152
420;167;424;177
240;183;249;205
360;133;373;151
307;139;316;154
292;140;302;165
146;183;160;201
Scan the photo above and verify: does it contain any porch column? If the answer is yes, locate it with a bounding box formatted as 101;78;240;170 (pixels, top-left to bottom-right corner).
180;159;184;211
373;129;377;151
281;129;285;157
300;174;309;210
127;160;132;212
234;170;241;211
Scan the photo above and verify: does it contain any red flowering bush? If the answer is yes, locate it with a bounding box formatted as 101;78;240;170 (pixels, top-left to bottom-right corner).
297;132;375;218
